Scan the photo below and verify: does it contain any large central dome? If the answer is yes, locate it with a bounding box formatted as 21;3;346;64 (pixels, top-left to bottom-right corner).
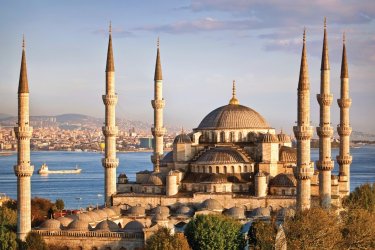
197;104;270;130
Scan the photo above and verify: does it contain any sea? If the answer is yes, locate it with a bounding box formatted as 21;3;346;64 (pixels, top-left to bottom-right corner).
0;147;374;209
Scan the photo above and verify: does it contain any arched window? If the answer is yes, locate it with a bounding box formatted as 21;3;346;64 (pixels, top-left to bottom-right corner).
231;166;235;173
216;166;219;173
213;132;217;142
238;132;242;142
229;132;235;142
220;131;225;142
224;166;227;174
214;186;217;192
244;165;248;172
209;166;212;173
223;185;226;192
282;190;286;196
239;185;243;192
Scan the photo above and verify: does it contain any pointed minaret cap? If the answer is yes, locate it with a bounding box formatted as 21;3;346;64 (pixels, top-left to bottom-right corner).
106;21;115;72
154;37;163;81
321;17;330;70
229;80;239;105
298;28;309;90
18;35;29;93
341;32;349;78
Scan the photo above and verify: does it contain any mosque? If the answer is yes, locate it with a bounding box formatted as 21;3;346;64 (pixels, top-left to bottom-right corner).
13;19;352;249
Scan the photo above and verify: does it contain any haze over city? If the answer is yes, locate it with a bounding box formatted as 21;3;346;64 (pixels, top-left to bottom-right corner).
0;0;374;133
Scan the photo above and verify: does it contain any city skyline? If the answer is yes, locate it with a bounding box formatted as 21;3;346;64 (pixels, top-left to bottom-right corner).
0;0;374;134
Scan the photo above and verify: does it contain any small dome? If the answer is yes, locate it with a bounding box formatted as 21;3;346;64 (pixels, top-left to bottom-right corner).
196;147;250;165
277;207;295;220
224;206;246;220
102;208;117;218
87;211;100;222
118;173;128;178
173;133;192;144
111;206;122;215
67;219;90;231
176;206;194;217
95;219;119;232
39;219;61;230
76;213;93;222
152;206;170;216
262;132;279;143
153;212;169;222
200;199;223;212
202;174;227;183
277;132;291;143
128;206;146;217
56;216;74;227
123;220;144;232
269;174;297;187
146;173;164;186
94;210;108;220
252;207;271;217
279;146;297;162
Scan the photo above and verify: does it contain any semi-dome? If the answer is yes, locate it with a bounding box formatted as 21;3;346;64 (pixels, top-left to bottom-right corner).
173;133;192;144
224;206;246;219
123;220;144;232
199;198;223;212
196;104;270;130
279;146;297;162
262;132;279;143
269;173;297;187
277;132;291;143
146;173;164;186
195;147;250;164
95;219;119;232
39;219;61;231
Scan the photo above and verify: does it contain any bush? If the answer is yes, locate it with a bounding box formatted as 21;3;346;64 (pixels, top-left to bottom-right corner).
146;227;190;250
343;183;375;212
248;220;277;250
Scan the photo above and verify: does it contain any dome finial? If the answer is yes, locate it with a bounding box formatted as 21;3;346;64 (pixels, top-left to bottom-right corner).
343;31;346;44
157;37;160;48
181;126;184;134
229;80;239;105
324;17;327;29
22;34;25;49
109;21;112;35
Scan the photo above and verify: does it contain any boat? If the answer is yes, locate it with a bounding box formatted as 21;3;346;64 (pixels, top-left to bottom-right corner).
37;163;82;175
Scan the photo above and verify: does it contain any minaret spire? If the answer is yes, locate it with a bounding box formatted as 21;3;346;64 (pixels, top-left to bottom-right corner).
102;22;119;206
293;29;314;211
337;32;352;196
151;38;166;173
229;80;239;105
316;18;334;208
14;36;34;240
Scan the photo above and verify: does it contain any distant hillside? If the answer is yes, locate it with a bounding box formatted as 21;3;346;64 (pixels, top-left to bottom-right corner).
56;114;102;124
351;131;375;141
0;113;12;120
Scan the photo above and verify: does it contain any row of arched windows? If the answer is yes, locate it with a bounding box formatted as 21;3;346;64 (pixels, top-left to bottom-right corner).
192;164;253;174
200;131;260;143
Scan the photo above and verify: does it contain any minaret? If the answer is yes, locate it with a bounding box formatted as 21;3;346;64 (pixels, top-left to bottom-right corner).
14;36;34;240
102;23;119;206
316;18;334;207
293;29;314;211
337;32;352;196
151;38;166;173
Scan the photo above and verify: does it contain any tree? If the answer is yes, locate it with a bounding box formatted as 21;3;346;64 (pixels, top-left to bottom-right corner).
248;220;277;250
0;219;17;250
25;232;47;250
343;183;375;212
184;214;245;250
146;227;190;250
340;209;375;249
31;197;54;227
55;199;64;212
283;207;342;250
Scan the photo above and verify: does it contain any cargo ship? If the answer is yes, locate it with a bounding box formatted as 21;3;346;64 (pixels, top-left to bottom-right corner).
37;163;82;175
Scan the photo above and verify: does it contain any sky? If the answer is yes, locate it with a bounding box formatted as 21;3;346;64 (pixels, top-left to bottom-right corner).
0;0;374;134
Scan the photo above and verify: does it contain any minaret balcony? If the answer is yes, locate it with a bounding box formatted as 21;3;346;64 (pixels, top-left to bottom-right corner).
14;164;34;177
102;158;119;168
316;160;334;171
14;126;33;139
293;126;313;140
317;94;333;106
151;127;166;137
337;125;352;136
294;164;314;180
102;126;118;136
337;98;352;108
336;155;352;165
338;173;348;182
102;94;118;105
151;99;165;109
316;126;333;137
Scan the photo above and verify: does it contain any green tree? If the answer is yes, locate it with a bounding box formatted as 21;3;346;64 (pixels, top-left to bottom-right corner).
340;209;375;249
55;199;65;212
31;197;54;227
0;218;17;250
283;207;342;250
25;232;47;250
248;220;276;250
146;227;190;250
184;214;245;250
343;183;375;212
